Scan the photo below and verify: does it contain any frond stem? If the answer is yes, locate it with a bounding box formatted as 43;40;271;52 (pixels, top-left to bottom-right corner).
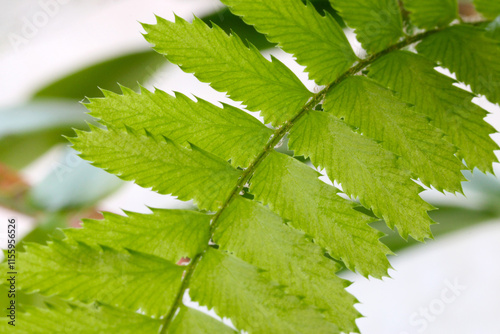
159;253;202;333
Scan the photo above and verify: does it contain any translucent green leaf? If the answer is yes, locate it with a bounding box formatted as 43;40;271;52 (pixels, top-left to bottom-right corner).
325;76;466;193
65;209;211;264
71;126;242;211
368;50;498;173
142;15;312;126
330;0;404;53
417;25;500;105
251;151;391;276
15;240;184;317
401;0;458;29
221;0;358;85
0;304;162;334
215;196;359;332
474;0;500;19
289;111;434;240
86;86;272;168
190;248;339;333
169;306;236;334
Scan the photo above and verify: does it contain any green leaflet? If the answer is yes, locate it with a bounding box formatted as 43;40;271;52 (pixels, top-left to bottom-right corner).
70;126;242;211
65;210;211;263
215;196;359;332
330;0;404;53
0;304;162;334
250;151;391;277
86;86;272;168
401;0;458;29
14;240;184;317
368;51;498;173
325;76;466;193
417;25;500;105
190;248;339;334
221;0;358;85
474;0;500;19
169;306;237;334
142;15;312;126
289;111;434;240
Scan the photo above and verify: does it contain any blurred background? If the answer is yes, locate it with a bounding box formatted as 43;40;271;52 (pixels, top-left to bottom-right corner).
0;1;499;333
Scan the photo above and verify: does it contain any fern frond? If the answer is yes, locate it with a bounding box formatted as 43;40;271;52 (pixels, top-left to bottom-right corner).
8;0;499;332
